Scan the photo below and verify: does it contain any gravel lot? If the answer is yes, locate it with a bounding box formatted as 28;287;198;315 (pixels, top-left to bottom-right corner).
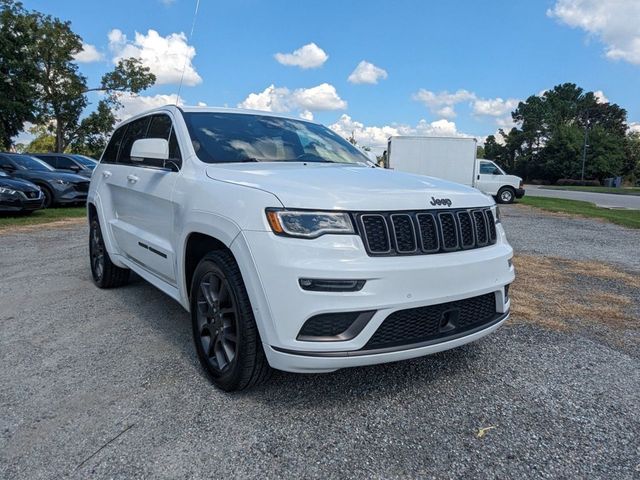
1;206;638;479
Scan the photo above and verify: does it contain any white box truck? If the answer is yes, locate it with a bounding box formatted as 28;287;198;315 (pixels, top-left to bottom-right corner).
386;136;525;203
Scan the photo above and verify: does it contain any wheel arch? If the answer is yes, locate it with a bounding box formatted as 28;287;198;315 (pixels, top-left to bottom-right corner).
184;232;234;299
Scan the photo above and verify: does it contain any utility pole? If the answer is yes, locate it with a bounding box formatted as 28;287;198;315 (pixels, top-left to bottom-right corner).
580;126;588;182
580;111;589;182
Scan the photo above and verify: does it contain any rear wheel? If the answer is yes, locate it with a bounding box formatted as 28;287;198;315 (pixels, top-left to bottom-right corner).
190;251;272;391
89;216;130;288
497;187;515;204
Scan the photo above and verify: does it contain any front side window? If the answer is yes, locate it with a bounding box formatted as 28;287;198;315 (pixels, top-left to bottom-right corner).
102;126;127;164
119;117;150;165
56;156;77;169
183;112;370;165
146;114;182;161
480;162;499;175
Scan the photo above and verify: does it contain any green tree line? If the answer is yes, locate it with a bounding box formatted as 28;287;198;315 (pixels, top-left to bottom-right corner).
482;83;640;184
1;0;156;157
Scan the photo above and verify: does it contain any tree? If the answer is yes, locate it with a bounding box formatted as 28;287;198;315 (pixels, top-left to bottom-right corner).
0;0;39;148
509;83;629;182
476;145;485;158
25;124;55;152
1;0;155;152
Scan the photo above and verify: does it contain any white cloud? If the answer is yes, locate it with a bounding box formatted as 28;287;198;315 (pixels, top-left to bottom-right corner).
237;84;291;112
300;110;314;121
274;43;328;69
347;61;388;84
74;43;103;63
412;89;476;117
472;97;520;117
593;90;609;103
495;116;519;131
629;122;640;134
108;28;202;86
238;83;346;114
548;0;640;65
329;114;472;153
291;83;347;111
114;93;183;120
159;0;176;5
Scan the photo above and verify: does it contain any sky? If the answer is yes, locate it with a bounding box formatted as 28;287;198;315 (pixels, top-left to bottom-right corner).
18;0;640;149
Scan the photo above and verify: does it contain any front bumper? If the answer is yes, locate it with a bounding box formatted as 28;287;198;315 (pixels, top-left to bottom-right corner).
0;193;44;212
55;184;88;204
233;223;515;373
515;188;525;199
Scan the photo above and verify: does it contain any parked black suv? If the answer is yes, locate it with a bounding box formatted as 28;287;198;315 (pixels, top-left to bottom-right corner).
0;153;89;207
31;153;97;178
0;170;44;214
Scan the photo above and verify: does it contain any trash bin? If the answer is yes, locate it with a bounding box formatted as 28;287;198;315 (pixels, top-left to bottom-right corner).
613;176;623;188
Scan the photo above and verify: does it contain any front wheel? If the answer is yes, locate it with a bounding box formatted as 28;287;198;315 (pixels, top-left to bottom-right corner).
497;187;515;204
190;251;272;391
89;216;130;288
40;185;54;208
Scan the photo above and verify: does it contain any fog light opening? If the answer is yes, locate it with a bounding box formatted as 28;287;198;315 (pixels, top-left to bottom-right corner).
299;278;366;292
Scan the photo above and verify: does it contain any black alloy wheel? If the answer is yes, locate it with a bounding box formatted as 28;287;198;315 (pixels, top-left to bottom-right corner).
195;271;239;372
89;216;130;288
190;251;272;391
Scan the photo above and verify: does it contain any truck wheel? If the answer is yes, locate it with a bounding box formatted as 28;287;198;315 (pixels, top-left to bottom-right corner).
89;216;130;288
190;251;272;391
497;187;515;204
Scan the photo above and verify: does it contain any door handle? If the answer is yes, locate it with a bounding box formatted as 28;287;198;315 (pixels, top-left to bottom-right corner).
127;174;139;184
102;170;112;178
477;174;480;180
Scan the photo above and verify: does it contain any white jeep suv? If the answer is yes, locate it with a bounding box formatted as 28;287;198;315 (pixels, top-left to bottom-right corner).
88;107;515;391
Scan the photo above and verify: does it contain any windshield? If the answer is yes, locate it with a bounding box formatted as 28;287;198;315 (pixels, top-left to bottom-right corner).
183;112;370;165
71;155;98;167
11;155;55;172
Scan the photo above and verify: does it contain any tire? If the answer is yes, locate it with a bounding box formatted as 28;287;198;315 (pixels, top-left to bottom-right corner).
497;187;515;204
89;216;130;288
40;185;54;208
190;251;272;391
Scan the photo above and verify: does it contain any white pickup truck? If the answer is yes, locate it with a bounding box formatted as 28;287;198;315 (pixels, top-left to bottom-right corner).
88;107;515;391
386;136;525;203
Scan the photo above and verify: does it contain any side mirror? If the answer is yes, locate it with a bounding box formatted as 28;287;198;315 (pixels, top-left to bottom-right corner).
69;165;81;172
131;138;169;162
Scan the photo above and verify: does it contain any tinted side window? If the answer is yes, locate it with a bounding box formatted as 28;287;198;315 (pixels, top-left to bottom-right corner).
56;156;76;169
480;162;497;174
34;155;55;168
0;155;15;170
146;114;182;161
102;125;128;164
119;117;150;165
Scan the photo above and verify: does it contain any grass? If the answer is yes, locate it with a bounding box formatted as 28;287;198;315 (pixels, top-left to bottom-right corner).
519;196;640;229
541;186;640;196
0;206;86;230
510;255;638;331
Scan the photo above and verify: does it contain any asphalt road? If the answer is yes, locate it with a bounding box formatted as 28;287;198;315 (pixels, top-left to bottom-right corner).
526;185;640;209
1;209;638;479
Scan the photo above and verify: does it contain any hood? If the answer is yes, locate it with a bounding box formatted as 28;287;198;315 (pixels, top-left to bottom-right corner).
0;176;39;191
205;163;493;210
14;170;89;183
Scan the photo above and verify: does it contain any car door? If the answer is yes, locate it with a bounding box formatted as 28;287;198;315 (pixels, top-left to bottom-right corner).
476;160;501;195
112;113;182;284
98;119;145;268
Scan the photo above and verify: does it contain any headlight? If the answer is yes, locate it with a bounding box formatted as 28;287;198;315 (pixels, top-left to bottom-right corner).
266;209;355;238
0;186;17;195
55;179;71;185
491;205;501;223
